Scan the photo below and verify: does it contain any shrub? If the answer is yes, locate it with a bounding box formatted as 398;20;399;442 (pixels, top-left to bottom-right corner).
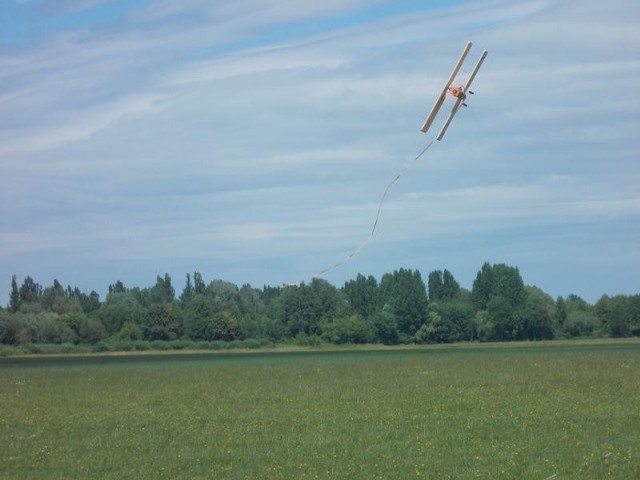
0;346;28;357
134;340;150;351
112;341;134;352
117;321;142;341
209;341;227;350
294;334;321;347
169;339;196;350
150;340;171;351
60;343;79;354
24;343;43;354
93;341;112;353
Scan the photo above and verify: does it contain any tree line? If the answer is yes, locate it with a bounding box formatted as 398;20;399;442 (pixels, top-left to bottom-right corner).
1;263;639;354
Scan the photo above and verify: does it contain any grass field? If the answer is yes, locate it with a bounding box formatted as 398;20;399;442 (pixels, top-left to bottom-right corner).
1;340;639;479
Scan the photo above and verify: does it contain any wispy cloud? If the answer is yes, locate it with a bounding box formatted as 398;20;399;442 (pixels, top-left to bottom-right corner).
0;0;638;302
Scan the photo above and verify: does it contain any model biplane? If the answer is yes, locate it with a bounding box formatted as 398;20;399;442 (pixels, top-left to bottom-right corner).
420;41;488;140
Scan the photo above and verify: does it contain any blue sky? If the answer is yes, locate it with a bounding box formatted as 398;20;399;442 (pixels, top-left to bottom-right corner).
1;0;639;304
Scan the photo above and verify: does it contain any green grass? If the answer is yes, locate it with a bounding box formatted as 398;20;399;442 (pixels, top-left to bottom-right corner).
1;340;639;479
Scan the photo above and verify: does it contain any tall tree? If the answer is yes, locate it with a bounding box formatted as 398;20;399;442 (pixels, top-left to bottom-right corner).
427;270;445;302
380;268;428;336
184;294;220;340
372;310;399;344
595;294;637;338
471;263;526;340
98;292;146;335
41;279;68;313
307;278;343;329
471;263;494;310
180;273;194;304
206;280;241;316
486;295;518;341
274;279;341;337
562;295;599;337
108;280;127;294
142;303;183;341
342;274;380;319
426;295;475;342
183;294;241;341
238;284;264;320
193;272;206;295
442;269;461;300
521;286;556;340
428;269;461;301
555;296;567;330
18;276;42;305
149;273;175;304
491;264;526;309
9;275;20;313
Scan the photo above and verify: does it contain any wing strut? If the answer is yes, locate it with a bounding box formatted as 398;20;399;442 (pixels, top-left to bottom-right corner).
436;49;488;141
420;41;473;134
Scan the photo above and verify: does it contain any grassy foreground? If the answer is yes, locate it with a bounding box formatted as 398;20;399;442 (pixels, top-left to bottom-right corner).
1;340;639;479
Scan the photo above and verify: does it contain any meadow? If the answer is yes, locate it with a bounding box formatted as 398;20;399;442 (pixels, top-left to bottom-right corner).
1;340;639;479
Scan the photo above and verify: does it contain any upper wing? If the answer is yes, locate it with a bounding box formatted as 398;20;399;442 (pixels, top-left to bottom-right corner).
461;50;488;96
435;49;488;141
420;41;473;133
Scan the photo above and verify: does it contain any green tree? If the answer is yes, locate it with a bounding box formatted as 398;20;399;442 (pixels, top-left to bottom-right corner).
428;269;460;302
149;273;175;304
596;294;639;338
562;295;599;337
206;280;241;316
322;315;373;344
0;310;21;344
474;310;494;342
185;294;242;341
426;295;475;342
209;310;243;341
414;311;445;344
279;284;310;337
40;279;66;312
427;271;444;302
372;310;399;345
193;272;206;295
180;273;194;304
117;321;142;341
60;312;106;344
40;279;83;314
9;275;20;313
343;274;380;319
82;291;101;314
142;303;183;341
184;294;220;341
98;292;146;335
379;268;428;336
630;295;640;336
238;284;264;318
521;286;556;340
278;279;341;337
555;296;568;331
471;263;526;340
442;270;461;300
471;263;495;310
108;280;127;294
250;314;282;340
18;276;42;306
486;295;519;341
306;278;343;331
20;313;77;344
